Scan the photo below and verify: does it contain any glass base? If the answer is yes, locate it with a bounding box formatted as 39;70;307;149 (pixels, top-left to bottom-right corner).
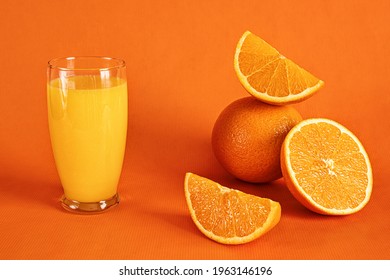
61;194;119;214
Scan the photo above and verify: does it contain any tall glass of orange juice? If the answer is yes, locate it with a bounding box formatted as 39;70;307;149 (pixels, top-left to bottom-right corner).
47;57;127;213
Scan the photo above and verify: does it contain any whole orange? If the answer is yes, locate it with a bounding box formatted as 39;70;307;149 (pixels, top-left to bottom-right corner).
212;97;302;183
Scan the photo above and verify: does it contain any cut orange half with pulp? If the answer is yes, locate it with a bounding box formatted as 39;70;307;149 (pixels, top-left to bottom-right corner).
234;31;324;105
281;118;373;215
184;173;281;244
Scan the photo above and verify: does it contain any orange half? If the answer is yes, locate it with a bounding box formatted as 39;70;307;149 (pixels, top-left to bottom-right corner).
184;173;281;244
234;31;324;105
281;118;373;215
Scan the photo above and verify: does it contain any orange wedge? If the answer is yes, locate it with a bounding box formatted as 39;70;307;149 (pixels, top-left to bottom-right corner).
234;31;324;105
281;118;373;215
184;173;281;244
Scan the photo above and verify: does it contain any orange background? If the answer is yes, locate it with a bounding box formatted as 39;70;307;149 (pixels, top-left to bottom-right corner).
1;0;389;260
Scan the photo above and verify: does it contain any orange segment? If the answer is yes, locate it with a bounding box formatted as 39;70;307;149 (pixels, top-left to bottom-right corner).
234;31;324;105
281;118;373;215
184;173;281;244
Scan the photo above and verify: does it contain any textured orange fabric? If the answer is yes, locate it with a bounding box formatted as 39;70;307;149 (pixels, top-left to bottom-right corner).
0;0;389;260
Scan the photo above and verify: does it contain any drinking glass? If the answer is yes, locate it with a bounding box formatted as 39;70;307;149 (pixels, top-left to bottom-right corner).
47;56;128;213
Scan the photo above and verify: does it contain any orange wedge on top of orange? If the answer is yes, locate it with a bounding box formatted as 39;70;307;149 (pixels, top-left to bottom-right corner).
234;31;324;105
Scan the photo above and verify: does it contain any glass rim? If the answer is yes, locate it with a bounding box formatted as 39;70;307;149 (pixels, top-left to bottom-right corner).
47;56;126;71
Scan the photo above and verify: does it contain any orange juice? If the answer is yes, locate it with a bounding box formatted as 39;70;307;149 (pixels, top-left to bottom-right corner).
47;76;127;202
